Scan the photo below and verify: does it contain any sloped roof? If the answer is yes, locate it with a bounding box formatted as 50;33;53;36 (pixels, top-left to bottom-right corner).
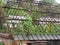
13;34;60;41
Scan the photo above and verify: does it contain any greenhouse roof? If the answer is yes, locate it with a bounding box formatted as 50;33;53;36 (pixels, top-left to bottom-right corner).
13;34;60;40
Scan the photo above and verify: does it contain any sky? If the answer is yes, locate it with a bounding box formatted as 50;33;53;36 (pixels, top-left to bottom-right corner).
34;0;60;4
56;0;60;4
3;0;60;4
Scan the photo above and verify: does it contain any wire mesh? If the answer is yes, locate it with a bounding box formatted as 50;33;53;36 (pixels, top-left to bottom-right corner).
0;0;60;35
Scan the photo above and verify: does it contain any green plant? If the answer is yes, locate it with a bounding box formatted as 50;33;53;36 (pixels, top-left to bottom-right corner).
22;15;35;35
0;42;4;45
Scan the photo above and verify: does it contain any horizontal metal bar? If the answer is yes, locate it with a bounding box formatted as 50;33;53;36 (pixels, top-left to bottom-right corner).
7;19;60;23
2;6;60;14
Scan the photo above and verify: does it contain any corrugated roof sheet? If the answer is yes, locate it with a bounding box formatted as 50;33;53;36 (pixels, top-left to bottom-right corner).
13;34;60;41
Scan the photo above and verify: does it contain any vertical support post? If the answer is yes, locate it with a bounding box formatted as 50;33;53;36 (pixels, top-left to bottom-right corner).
0;4;19;45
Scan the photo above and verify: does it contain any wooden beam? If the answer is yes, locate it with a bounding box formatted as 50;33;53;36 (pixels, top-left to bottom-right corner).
0;33;10;38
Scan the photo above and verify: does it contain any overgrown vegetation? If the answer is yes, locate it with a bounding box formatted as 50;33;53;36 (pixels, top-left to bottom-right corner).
11;15;60;35
0;42;4;45
0;0;60;34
